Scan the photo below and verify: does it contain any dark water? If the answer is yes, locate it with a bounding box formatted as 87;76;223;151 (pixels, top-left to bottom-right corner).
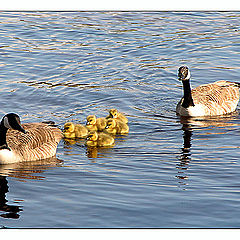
0;11;240;228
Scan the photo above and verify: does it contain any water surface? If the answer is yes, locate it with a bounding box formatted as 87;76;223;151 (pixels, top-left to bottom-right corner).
0;11;240;228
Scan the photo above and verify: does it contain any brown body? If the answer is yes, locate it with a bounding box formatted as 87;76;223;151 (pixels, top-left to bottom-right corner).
6;122;63;162
177;80;240;116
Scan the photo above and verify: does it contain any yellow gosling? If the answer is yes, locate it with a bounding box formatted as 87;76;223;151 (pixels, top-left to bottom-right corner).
105;119;129;135
86;131;115;147
86;115;107;131
63;122;88;139
106;109;128;124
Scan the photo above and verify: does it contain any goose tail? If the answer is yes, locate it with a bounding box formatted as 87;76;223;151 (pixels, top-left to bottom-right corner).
41;121;57;127
234;82;240;88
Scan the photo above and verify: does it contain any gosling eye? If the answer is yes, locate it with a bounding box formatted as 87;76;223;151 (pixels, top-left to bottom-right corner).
64;127;69;130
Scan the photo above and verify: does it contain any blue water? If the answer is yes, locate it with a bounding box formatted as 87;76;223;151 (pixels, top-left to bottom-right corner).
0;11;240;228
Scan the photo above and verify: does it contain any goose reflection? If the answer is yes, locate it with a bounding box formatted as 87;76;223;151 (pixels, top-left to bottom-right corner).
0;176;22;219
0;157;63;219
176;119;193;189
176;113;240;189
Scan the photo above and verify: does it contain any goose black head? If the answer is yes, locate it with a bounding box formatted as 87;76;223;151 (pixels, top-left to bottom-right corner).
2;113;26;133
178;66;191;81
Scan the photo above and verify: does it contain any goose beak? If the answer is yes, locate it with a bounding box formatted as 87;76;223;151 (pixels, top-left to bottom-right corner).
18;125;26;134
178;73;184;80
14;122;26;134
14;125;26;134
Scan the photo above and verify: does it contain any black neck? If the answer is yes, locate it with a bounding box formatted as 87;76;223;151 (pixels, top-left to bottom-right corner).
0;122;8;149
182;79;195;108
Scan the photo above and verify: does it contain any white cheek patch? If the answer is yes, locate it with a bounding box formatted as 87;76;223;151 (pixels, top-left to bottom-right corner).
3;116;11;129
186;70;191;80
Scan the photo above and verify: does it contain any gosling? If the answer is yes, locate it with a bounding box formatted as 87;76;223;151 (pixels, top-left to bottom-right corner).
106;109;128;124
63;122;88;139
105;119;129;135
86;115;107;131
86;131;115;147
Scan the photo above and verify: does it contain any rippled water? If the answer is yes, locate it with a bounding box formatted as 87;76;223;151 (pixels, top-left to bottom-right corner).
0;11;240;228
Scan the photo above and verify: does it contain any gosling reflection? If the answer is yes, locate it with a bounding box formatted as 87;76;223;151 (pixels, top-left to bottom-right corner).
86;147;98;159
0;176;22;219
63;138;85;148
63;136;116;159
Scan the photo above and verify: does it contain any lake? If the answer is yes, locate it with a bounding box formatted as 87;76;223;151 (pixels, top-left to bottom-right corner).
0;11;240;228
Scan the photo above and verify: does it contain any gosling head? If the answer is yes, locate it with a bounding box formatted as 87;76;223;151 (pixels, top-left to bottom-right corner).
64;122;75;133
86;115;97;125
106;119;117;129
1;113;26;133
178;66;190;81
109;109;118;118
86;131;98;141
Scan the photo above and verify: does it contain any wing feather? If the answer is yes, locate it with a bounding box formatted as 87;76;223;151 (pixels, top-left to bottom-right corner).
6;123;63;161
191;81;240;115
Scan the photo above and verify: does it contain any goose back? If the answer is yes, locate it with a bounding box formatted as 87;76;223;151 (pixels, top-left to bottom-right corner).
177;80;240;116
6;123;62;162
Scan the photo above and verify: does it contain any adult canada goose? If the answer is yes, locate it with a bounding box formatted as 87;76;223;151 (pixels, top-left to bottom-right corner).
106;109;128;124
0;113;62;164
86;131;115;147
176;66;240;116
63;122;88;139
86;115;107;131
105;119;129;135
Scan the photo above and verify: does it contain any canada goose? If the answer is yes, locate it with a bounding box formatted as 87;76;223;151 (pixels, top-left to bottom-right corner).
105;119;129;135
0;113;62;164
86;115;107;131
106;109;128;124
86;131;115;147
63;122;88;139
176;66;240;116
